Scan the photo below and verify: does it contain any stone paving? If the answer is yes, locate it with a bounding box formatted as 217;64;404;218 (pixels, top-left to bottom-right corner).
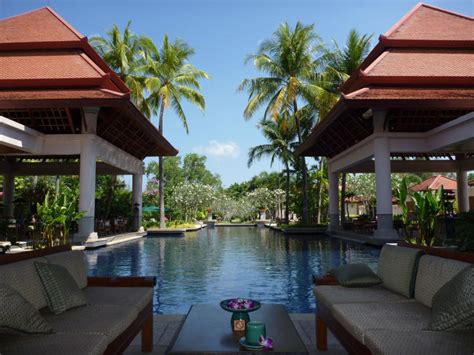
125;313;346;354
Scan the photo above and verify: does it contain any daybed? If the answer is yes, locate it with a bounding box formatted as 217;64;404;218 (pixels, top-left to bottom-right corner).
314;243;474;355
0;245;154;355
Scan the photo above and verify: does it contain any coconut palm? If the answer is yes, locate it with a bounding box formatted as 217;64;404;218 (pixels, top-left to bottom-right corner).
319;29;372;224
248;113;296;224
90;22;156;114
239;22;325;223
90;23;157;219
144;35;209;228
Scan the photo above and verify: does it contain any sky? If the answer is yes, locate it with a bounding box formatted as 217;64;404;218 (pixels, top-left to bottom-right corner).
1;0;472;187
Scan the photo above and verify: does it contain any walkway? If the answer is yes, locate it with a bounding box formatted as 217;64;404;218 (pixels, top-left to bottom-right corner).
125;314;346;354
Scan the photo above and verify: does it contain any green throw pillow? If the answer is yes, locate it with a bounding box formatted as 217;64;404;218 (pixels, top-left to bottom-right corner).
0;283;53;334
35;262;87;315
430;264;474;331
331;263;383;287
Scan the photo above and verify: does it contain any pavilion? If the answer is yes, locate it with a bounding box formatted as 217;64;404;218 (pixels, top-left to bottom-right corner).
296;3;474;240
0;8;178;244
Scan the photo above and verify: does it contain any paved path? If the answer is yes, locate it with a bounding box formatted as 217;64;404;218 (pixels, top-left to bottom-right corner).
125;313;346;354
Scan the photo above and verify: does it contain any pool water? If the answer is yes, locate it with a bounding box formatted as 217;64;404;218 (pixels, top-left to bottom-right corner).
86;227;380;314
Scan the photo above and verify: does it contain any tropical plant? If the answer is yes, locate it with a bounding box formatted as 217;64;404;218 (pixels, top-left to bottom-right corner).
36;187;85;248
396;176;410;235
143;35;209;228
248;113;296;223
239;22;326;223
411;188;445;246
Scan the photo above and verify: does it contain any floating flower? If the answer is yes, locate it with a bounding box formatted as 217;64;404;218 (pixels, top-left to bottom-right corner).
260;336;273;351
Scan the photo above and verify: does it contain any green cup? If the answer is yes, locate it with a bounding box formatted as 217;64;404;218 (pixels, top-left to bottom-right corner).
246;321;266;346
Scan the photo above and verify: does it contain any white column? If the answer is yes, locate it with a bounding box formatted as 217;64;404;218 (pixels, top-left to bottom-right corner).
3;173;14;218
373;110;398;239
456;168;469;213
77;136;98;243
132;173;143;232
328;167;340;232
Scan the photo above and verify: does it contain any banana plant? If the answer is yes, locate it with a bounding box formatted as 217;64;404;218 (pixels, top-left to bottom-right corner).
411;187;444;246
36;187;85;248
396;177;409;236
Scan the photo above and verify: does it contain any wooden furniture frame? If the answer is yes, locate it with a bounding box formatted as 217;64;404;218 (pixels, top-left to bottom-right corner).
313;244;474;354
0;245;156;354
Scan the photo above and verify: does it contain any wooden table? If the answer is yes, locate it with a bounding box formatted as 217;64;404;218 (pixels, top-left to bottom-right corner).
167;304;308;354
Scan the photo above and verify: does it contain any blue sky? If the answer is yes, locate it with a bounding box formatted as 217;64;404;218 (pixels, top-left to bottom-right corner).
1;0;472;186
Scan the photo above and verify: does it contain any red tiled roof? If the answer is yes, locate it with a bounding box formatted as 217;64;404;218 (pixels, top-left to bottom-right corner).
0;7;178;158
383;3;474;42
363;50;474;80
0;7;83;45
0;51;105;84
410;175;457;192
296;3;474;158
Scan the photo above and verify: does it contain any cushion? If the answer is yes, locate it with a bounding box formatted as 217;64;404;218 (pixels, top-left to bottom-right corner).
415;255;470;308
85;286;153;313
42;304;138;342
365;329;474;355
35;262;87;315
330;263;382;287
431;264;474;331
332;301;431;344
0;257;48;309
44;251;88;289
0;283;52;334
0;333;108;355
314;285;409;308
377;245;422;297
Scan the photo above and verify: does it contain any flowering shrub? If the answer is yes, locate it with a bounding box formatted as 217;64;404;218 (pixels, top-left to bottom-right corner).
170;182;217;222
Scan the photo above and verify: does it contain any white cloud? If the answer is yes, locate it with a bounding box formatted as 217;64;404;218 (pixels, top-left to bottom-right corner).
193;140;240;159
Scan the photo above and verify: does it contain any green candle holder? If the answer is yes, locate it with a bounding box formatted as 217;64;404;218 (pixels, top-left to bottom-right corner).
220;299;261;332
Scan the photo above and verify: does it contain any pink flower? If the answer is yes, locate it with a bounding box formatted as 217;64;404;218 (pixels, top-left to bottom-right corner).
260;336;273;351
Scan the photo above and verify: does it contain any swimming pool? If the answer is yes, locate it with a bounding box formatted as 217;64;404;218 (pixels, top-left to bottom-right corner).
85;227;380;314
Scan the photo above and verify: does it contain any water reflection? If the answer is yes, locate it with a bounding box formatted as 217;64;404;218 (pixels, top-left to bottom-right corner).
86;227;380;314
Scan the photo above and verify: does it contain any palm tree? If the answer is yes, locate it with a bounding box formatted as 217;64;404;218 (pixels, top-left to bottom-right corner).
90;22;156;115
322;29;372;224
248;113;297;224
90;23;157;218
144;35;209;228
239;22;325;223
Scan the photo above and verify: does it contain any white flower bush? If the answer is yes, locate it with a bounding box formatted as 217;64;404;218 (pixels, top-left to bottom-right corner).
170;182;217;221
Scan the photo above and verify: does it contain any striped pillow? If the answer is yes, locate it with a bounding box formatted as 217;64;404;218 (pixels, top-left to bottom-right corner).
35;262;87;315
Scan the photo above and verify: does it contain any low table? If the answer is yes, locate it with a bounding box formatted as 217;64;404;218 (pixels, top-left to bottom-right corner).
167;304;308;354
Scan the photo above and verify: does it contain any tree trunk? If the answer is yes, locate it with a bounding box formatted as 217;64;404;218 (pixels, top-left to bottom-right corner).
158;102;166;229
340;173;346;224
292;99;309;224
317;158;325;224
285;163;290;224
